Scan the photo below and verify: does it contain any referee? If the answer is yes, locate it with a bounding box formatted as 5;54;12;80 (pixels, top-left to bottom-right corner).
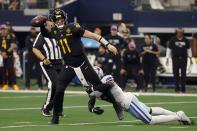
166;28;193;93
32;21;63;116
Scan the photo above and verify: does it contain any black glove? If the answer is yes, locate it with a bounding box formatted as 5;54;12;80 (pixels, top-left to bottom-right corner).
92;107;104;115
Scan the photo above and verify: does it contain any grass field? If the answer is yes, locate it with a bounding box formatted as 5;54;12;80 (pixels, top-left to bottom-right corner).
0;88;197;131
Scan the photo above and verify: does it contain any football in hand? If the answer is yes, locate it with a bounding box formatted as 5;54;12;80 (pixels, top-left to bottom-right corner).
30;15;47;27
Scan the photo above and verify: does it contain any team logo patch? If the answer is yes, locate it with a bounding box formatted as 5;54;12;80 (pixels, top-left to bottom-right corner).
175;42;186;47
75;23;81;28
66;28;71;33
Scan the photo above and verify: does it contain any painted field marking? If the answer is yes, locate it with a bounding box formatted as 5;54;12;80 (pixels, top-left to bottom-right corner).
14;122;32;124
170;126;189;129
1;90;197;97
0;120;139;129
1;101;197;111
0;94;85;99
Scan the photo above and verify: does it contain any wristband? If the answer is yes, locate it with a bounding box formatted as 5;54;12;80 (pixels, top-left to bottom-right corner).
99;37;109;46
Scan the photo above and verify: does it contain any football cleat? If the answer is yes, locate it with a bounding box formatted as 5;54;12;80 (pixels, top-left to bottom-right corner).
177;111;193;125
41;108;52;117
113;102;124;120
48;115;59;125
58;112;65;117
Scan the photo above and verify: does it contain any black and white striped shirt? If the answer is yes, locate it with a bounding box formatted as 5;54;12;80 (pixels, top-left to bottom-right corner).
33;32;62;60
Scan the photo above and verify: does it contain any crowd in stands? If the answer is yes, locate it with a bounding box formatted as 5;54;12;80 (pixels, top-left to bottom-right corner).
0;21;195;93
0;0;20;11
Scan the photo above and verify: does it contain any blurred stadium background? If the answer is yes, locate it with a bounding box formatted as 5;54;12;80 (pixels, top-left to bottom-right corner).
0;0;197;90
0;0;197;130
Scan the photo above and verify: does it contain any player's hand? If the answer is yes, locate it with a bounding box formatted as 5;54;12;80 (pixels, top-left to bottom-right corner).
107;44;117;55
138;69;144;75
45;20;54;31
165;58;169;66
2;52;8;58
43;59;51;65
120;69;127;75
92;107;104;115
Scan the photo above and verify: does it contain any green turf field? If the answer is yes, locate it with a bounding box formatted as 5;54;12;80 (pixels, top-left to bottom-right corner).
0;90;197;131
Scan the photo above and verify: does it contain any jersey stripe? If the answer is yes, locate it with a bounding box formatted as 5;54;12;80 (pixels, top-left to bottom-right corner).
44;38;54;59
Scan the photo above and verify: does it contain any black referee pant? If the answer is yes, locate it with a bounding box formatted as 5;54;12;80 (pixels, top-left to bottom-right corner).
40;60;62;112
52;58;104;116
172;57;187;93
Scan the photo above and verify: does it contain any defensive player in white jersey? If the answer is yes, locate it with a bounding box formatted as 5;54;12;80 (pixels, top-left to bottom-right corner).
86;66;193;125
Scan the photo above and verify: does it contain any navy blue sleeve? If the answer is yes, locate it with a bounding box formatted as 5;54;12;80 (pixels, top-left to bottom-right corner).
72;23;85;37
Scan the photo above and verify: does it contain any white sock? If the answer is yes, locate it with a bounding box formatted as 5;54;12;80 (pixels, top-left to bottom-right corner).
149;114;180;124
151;107;176;115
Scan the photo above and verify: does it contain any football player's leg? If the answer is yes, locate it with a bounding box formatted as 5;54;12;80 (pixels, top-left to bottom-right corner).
126;95;181;125
50;66;75;124
127;95;152;124
81;60;102;85
150;107;177;115
110;83;126;107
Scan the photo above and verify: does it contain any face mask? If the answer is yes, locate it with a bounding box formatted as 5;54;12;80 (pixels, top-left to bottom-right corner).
56;24;64;29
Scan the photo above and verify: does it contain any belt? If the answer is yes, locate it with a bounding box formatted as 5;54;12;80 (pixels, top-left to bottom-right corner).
49;59;62;65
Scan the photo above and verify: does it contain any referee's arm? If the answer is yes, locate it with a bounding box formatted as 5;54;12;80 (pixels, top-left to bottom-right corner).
32;33;51;65
32;48;45;62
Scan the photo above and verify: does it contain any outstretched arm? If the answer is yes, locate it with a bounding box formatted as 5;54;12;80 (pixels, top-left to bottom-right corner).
83;30;117;55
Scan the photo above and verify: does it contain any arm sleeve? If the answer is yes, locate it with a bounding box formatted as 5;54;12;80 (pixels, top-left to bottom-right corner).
168;38;173;49
166;48;172;58
32;33;44;49
153;44;159;51
122;51;127;69
140;45;144;53
25;36;31;49
187;48;192;58
120;37;127;50
166;40;172;58
186;38;191;49
136;52;142;69
72;23;85;37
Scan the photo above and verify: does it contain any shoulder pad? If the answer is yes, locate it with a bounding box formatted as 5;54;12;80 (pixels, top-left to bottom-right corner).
72;23;81;28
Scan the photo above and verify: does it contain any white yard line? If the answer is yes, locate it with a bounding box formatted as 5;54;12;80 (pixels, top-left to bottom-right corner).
0;94;85;99
146;101;197;105
118;125;134;127
1;101;197;111
0;105;111;111
0;120;139;129
1;119;196;129
189;117;197;119
1;90;197;96
14;122;32;124
170;127;189;129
